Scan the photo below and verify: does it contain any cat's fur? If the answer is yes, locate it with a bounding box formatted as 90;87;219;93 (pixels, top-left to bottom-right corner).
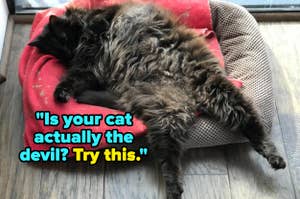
30;3;286;199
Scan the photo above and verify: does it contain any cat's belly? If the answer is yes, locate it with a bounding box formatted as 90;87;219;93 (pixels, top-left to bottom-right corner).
103;3;218;102
115;80;198;120
106;4;187;84
107;51;190;93
112;4;159;34
109;3;171;47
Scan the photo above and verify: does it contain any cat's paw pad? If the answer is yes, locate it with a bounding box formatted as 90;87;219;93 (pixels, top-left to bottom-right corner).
268;155;286;170
54;87;71;103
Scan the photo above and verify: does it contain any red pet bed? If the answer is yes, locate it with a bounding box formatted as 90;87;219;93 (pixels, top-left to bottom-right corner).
19;0;241;155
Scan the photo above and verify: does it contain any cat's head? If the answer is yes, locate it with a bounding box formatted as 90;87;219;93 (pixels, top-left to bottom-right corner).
29;12;83;64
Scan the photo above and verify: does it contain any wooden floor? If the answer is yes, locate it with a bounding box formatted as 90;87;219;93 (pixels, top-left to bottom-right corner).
0;22;299;199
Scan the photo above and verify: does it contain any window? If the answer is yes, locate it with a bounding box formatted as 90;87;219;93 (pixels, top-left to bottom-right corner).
14;0;70;13
11;0;300;14
225;0;300;12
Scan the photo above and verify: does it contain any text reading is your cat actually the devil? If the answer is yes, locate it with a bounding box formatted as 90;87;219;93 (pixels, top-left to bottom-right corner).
19;111;148;165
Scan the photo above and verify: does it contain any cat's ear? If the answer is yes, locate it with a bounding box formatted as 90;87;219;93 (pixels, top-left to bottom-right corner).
49;15;63;25
65;8;78;17
48;15;67;38
49;15;66;30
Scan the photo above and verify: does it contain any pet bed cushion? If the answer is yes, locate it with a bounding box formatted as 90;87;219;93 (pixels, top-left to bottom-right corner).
184;1;274;147
19;0;273;152
19;0;226;154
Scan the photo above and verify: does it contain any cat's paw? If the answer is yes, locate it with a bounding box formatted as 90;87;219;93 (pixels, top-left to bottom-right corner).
54;87;71;103
166;183;183;199
268;155;286;170
167;193;182;199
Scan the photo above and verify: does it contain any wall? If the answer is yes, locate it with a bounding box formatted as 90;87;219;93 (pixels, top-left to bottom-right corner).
0;0;9;62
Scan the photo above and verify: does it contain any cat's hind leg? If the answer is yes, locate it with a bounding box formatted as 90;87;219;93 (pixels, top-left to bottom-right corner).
145;106;195;199
196;75;286;170
148;131;184;199
118;84;197;199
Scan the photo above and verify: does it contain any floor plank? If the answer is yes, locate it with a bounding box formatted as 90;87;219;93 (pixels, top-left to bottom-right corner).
156;147;230;199
37;162;105;199
182;175;231;199
224;22;300;199
226;114;294;199
104;159;160;199
0;24;44;199
182;147;228;175
259;22;300;198
0;24;105;199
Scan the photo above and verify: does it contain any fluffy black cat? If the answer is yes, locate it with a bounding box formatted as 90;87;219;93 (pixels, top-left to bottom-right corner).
30;3;286;199
29;7;119;109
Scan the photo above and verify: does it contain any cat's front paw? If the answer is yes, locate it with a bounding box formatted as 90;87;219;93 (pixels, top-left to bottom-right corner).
54;87;71;103
268;155;286;170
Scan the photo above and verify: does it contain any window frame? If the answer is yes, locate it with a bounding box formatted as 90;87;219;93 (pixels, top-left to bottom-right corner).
6;0;300;22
